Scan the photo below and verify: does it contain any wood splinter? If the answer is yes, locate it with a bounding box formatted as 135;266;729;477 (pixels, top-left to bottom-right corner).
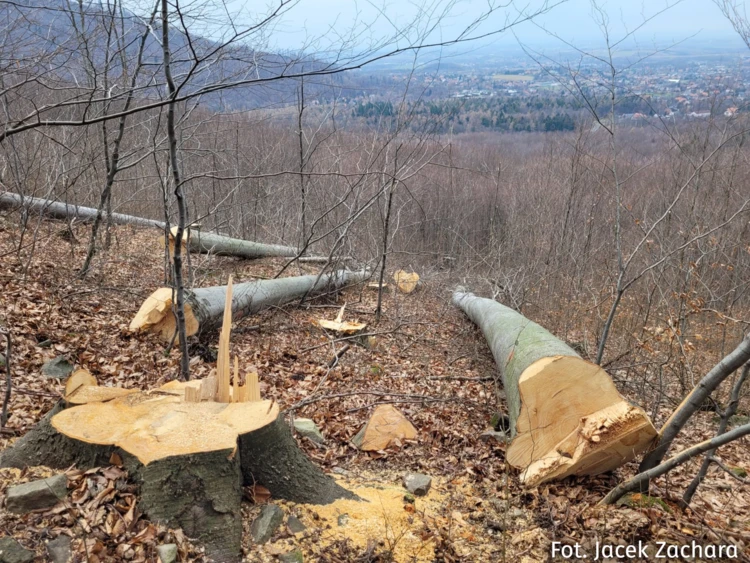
0;275;355;562
184;275;261;404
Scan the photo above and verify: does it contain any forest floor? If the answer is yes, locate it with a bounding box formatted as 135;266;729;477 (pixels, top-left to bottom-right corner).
0;218;748;562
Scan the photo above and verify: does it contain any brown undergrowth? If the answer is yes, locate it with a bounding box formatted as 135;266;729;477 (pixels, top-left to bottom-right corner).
0;217;747;561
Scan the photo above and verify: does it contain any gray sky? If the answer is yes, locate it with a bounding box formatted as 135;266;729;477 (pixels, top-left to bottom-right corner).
264;0;743;51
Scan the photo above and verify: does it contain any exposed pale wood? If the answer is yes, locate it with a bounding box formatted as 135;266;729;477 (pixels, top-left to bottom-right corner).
64;369;97;398
453;289;657;486
130;269;369;342
201;376;217;401
351;405;418;451
317;302;367;334
233;356;240;403
51;380;280;465
393;270;419;293
247;372;260;402
184;386;200;403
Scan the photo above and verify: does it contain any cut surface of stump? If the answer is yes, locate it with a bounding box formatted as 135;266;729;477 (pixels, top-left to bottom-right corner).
3;278;355;560
453;290;657;486
51;383;279;464
316;303;366;334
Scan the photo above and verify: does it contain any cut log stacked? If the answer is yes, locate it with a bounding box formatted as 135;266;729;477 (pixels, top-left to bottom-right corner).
453;289;657;487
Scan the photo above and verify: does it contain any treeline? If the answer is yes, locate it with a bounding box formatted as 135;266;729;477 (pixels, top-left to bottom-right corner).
348;96;579;133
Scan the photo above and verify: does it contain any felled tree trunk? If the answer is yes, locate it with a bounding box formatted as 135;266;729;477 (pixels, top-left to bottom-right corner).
452;289;657;487
0;192;166;229
164;229;299;259
130;270;369;342
161;228;345;263
0;381;354;561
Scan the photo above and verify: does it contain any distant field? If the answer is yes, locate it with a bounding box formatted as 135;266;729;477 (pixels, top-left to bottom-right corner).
493;74;534;81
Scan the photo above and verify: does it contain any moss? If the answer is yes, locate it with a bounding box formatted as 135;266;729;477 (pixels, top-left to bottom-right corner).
616;493;671;512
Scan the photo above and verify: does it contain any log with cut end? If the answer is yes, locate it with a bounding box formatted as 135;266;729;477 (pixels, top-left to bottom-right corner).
130;269;369;342
0;192;166;229
0;379;354;561
161;227;299;260
161;227;345;263
452;289;657;487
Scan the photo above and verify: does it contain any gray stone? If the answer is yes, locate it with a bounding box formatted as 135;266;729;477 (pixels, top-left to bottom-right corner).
508;508;524;519
5;474;67;513
402;473;432;496
479;429;507;444
337;513;349;526
42;356;74;379
293;418;325;445
156;544;178;563
287;515;306;534
250;504;284;544
0;538;34;563
279;550;304;563
46;535;71;563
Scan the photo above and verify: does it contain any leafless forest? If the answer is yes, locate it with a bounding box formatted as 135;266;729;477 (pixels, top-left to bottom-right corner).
0;0;749;561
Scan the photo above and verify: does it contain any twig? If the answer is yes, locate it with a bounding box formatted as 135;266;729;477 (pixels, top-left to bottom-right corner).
709;457;749;484
600;420;750;505
1;328;11;428
345;397;472;413
427;375;493;382
328;344;351;368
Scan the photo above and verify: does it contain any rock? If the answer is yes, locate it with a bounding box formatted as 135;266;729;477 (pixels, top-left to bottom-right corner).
0;538;34;563
5;474;68;513
250;504;284;544
402;473;432;496
46;536;71;563
156;544;178;563
508;508;524;519
404;493;415;504
352;405;417;451
337;513;349;526
279;549;304;563
42;356;74;379
479;429;507;444
332;467;348;475
287;515;306;534
293;418;325;445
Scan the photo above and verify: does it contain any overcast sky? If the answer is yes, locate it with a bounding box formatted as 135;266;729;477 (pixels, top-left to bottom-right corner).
262;0;744;51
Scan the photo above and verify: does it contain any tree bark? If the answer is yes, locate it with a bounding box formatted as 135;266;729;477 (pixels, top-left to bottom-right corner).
600;421;750;505
0;389;354;561
638;332;750;474
131;269;369;342
0;192;166;229
177;229;300;259
452;289;657;486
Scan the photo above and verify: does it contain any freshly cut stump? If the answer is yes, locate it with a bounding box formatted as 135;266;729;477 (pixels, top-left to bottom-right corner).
453;289;657;486
0;381;354;561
